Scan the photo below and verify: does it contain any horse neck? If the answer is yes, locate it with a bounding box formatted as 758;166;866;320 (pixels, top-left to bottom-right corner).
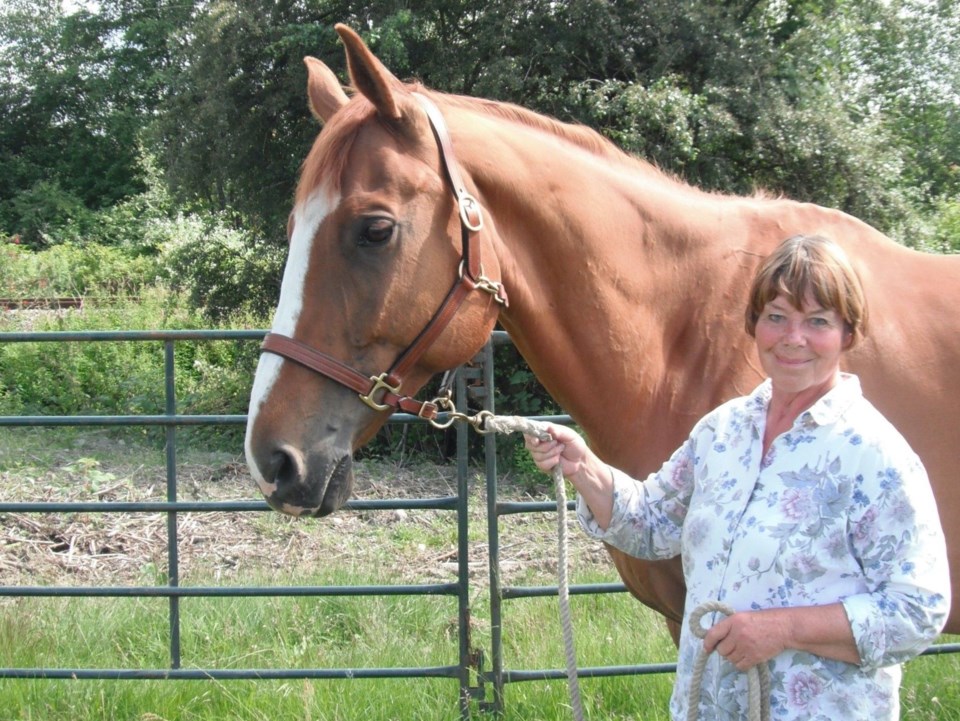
456;111;758;471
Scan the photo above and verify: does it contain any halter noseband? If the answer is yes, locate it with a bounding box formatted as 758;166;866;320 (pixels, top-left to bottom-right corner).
260;93;508;422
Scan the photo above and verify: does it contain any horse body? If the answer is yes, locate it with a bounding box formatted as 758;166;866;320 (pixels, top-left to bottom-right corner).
246;25;959;636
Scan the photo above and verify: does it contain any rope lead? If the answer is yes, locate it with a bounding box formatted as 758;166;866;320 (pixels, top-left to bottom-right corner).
686;601;771;721
484;416;771;721
483;415;584;721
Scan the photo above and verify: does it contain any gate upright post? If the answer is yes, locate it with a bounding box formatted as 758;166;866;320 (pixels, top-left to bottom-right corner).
480;339;505;714
455;360;472;719
163;340;181;670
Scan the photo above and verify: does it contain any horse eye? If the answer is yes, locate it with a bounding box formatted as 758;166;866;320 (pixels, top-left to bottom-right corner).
358;218;395;247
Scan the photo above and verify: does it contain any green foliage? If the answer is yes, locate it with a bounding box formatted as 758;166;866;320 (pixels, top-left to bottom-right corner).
1;150;284;321
63;457;119;495
0;243;158;299
3;0;960;250
142;0;960;248
7;180;96;248
0;288;264;450
159;218;286;322
931;196;960;253
0;186;274;454
492;350;555;418
151;0;332;238
569;77;727;178
0;2;147;237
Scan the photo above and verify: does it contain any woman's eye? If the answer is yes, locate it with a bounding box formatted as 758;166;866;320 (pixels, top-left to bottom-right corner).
767;313;784;323
809;317;829;328
358;218;395;247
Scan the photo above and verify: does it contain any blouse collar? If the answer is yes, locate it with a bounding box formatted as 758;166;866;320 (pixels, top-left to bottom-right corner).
748;373;862;429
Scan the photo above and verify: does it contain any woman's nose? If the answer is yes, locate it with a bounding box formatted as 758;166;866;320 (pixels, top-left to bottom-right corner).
782;321;807;345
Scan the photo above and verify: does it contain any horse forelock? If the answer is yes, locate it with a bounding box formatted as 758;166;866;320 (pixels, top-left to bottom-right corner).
295;99;376;205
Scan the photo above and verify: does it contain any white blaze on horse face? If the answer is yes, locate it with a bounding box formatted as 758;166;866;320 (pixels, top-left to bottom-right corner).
245;183;340;496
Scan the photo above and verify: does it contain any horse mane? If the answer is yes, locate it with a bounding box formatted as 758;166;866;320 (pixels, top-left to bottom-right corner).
296;81;713;203
427;87;630;164
419;86;717;195
439;88;749;204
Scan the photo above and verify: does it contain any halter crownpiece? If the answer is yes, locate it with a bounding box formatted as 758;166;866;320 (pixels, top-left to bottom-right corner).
261;93;508;421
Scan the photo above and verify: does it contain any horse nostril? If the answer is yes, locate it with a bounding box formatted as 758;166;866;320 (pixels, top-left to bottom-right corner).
266;443;306;490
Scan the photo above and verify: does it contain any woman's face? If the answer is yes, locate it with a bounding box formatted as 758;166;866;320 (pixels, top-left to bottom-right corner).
754;291;850;397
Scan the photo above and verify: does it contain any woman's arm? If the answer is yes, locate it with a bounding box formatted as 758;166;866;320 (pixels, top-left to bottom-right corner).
702;604;861;671
841;447;950;669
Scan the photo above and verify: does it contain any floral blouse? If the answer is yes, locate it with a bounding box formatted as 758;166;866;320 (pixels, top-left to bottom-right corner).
578;374;950;721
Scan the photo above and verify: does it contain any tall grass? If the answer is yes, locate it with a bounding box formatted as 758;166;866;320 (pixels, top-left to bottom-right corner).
0;568;676;721
0;289;263;450
2;565;958;720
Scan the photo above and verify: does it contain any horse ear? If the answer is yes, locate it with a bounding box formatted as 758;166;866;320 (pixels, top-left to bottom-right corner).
335;23;403;121
303;57;349;122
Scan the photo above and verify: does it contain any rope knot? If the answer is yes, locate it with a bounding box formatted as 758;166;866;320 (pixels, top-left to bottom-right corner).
688;600;736;640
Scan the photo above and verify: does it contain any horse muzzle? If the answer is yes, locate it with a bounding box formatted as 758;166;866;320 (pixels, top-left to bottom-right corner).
248;441;354;517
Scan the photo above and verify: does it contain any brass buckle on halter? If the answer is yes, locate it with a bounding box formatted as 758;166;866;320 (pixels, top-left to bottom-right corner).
458;191;484;232
360;373;401;412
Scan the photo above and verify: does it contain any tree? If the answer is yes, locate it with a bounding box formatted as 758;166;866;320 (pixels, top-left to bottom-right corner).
147;0;957;247
152;0;352;238
0;0;195;245
3;0;957;253
557;0;960;242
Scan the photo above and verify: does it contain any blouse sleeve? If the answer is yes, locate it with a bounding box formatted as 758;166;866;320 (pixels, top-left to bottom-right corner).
840;445;951;671
576;436;698;561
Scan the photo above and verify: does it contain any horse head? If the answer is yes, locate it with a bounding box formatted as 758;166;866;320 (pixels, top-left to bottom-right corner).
245;25;505;517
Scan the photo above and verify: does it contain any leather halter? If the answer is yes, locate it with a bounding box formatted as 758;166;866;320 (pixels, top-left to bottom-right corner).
260;93;508;421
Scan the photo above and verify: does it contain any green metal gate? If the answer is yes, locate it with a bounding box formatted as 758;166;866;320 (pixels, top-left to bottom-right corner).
2;330;955;717
0;329;654;716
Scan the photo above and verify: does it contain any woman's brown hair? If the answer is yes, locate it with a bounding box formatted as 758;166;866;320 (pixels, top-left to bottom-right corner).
745;235;868;348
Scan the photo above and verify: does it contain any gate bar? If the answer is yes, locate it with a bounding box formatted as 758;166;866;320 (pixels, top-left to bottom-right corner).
1;584;461;598
0;498;458;513
164;340;181;669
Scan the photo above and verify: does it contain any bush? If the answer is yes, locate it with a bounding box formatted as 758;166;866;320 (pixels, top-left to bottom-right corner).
0;242;159;300
932;196;960;253
8;180;97;249
158;219;285;323
0;287;265;451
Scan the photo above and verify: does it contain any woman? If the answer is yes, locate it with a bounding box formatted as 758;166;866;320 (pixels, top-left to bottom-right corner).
525;235;949;720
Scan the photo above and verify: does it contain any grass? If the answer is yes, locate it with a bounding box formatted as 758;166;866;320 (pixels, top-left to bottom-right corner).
0;577;679;721
1;429;959;720
4;588;954;720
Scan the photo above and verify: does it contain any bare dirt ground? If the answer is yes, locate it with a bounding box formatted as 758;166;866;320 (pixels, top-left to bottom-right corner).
0;438;614;592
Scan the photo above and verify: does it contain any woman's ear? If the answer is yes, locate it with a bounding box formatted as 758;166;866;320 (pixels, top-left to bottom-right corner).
842;325;855;350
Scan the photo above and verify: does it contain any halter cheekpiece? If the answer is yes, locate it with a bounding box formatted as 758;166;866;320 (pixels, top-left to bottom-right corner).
260;93;508;421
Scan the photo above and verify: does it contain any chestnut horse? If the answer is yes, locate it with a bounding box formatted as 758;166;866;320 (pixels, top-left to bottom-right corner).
245;24;960;641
